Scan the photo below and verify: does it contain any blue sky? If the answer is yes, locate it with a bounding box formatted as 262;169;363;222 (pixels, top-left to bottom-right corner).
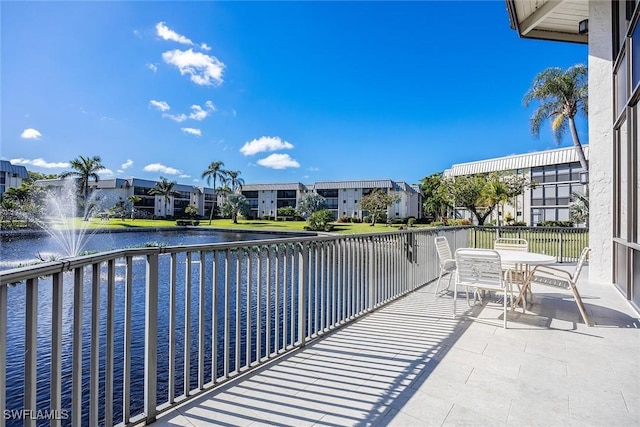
1;1;587;186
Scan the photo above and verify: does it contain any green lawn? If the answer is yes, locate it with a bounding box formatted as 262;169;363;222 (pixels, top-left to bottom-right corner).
6;217;415;235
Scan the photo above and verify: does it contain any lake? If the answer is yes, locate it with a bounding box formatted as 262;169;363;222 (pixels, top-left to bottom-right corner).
1;228;306;425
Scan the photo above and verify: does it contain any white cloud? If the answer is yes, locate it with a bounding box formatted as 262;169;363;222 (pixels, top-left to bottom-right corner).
97;168;114;176
121;159;133;169
192;178;200;182
20;128;42;139
201;43;211;51
181;127;202;136
240;136;294;156
143;163;182;175
149;100;170;112
147;63;158;72
179;174;191;178
10;158;68;168
162;113;187;122
257;154;300;170
162;49;224;86
308;166;320;171
189;105;208;120
117;169;124;173
155;22;193;45
205;100;216;111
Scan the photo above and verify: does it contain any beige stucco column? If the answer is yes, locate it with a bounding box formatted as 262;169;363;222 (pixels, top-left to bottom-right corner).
587;0;613;283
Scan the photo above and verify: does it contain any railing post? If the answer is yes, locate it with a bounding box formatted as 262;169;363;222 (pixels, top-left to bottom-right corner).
0;283;5;427
144;253;159;424
24;278;37;427
298;242;308;347
368;236;375;310
558;230;563;263
72;268;83;427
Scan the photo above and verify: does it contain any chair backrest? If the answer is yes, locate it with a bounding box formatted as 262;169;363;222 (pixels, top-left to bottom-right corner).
494;238;529;252
454;248;504;288
434;236;453;264
572;247;590;282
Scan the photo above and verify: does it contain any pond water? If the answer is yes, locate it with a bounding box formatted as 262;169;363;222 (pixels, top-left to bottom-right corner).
0;228;289;271
1;228;305;425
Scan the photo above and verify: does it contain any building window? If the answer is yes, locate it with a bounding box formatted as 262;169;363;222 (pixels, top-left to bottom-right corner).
615;53;628;118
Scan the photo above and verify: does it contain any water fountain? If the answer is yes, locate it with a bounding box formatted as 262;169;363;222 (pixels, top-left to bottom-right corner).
29;178;103;258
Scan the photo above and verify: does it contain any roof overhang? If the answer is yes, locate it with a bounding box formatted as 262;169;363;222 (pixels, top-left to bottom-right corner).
506;0;588;44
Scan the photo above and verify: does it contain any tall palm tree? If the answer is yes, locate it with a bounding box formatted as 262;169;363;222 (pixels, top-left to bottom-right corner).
201;161;228;224
524;64;588;172
226;170;244;193
59;155;105;219
148;177;179;218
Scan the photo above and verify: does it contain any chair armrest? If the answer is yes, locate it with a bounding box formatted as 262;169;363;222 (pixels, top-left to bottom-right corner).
529;265;572;281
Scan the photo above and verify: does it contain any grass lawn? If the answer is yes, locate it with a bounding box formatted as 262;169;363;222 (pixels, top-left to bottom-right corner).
16;217;417;235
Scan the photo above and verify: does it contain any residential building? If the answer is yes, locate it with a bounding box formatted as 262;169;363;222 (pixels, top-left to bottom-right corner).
0;160;29;197
35;177;204;218
506;1;639;308
444;146;589;226
35;177;423;220
242;179;423;220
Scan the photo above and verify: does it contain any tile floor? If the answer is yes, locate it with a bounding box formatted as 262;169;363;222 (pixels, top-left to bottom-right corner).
150;265;640;427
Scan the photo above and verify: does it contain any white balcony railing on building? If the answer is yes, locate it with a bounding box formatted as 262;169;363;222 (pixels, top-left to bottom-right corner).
0;227;470;427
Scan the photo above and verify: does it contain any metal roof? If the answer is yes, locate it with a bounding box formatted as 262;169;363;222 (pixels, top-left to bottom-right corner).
314;180;394;190
444;145;590;177
0;160;29;179
241;183;304;191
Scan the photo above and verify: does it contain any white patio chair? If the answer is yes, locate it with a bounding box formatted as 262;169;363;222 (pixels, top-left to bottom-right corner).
494;238;529;303
434;236;456;296
494;238;529;252
525;247;591;326
454;248;512;329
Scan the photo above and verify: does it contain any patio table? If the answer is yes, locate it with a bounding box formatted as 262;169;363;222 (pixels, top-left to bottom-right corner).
495;249;556;310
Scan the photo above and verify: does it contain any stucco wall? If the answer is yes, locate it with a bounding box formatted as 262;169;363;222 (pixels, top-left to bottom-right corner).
588;0;613;283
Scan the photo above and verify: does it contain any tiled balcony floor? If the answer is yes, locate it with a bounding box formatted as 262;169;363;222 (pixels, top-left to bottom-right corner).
153;266;640;427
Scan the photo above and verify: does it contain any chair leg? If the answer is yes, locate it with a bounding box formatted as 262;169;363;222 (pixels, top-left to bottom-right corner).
434;269;444;296
503;289;508;329
570;284;590;326
453;283;457;319
446;272;453;292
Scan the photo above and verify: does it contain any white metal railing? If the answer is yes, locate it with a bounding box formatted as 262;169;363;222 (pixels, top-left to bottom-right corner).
0;227;470;426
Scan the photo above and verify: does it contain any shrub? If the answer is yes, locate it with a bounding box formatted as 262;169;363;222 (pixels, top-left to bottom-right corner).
391;218;404;225
306;209;334;231
176;220;200;226
507;221;527;226
351;217;362;223
407;218;416;227
430;221;444;227
363;215;371;223
539;220;575;227
337;215;350;223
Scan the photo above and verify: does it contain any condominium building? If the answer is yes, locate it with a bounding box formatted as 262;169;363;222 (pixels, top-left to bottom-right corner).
444;146;589;226
0;160;29;197
241;179;423;220
506;1;639;309
35;177;423;220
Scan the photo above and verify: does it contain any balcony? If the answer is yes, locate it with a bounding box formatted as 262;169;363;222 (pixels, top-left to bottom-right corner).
0;227;637;426
154;265;639;426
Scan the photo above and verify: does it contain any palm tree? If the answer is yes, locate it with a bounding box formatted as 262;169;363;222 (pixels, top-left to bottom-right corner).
226;170;245;193
482;179;510;227
524;64;588;172
59;155;105;219
148;177;179;218
127;195;141;220
201;161;228;224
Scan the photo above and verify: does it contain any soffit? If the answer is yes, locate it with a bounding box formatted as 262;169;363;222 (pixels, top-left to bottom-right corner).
507;0;589;44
